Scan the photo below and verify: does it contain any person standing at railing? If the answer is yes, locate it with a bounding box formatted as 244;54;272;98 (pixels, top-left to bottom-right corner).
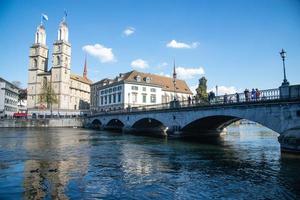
236;93;240;103
251;88;256;101
256;88;261;100
244;89;250;102
188;95;191;105
224;93;228;104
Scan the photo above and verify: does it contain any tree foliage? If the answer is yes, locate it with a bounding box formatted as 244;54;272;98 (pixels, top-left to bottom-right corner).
39;82;58;108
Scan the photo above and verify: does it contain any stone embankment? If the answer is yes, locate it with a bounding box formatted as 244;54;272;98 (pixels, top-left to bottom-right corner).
0;118;84;128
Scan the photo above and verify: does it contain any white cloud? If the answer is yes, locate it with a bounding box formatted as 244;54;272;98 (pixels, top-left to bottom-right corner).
82;44;116;63
131;59;149;69
209;86;238;95
166;40;199;49
155;62;168;69
176;66;205;79
157;72;171;78
123;27;135;36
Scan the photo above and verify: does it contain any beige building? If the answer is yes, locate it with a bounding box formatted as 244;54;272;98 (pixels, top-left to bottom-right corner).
27;18;92;115
90;70;193;112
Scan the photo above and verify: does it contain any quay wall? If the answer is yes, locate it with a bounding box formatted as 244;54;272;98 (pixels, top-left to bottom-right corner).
0;118;84;128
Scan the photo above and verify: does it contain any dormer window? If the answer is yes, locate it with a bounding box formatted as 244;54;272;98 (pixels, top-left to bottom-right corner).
145;77;151;83
135;75;141;82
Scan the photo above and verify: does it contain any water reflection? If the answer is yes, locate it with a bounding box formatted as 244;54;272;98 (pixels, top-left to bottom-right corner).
22;128;90;199
0;126;299;199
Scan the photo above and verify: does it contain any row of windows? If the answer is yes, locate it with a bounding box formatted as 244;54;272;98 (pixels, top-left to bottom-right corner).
131;85;156;92
100;86;122;95
4;106;17;112
4;98;18;106
5;90;18;99
100;93;122;105
131;93;156;103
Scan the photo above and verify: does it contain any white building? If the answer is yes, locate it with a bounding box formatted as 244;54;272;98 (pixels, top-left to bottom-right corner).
0;77;20;117
27;17;92;115
91;70;193;112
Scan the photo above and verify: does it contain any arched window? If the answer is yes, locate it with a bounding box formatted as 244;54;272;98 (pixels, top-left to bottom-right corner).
42;60;46;71
57;56;61;65
36;32;39;43
33;59;37;68
59;29;62;40
65;57;68;67
43;77;47;87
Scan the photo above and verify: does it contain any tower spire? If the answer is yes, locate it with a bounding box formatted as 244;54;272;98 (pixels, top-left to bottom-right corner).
83;56;87;79
173;59;177;100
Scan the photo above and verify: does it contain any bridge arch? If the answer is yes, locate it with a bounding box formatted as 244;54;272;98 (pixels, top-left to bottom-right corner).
130;118;167;137
91;119;102;129
182;115;241;134
105;119;125;132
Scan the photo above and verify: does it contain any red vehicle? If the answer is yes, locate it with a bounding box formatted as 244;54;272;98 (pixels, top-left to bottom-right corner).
13;113;29;119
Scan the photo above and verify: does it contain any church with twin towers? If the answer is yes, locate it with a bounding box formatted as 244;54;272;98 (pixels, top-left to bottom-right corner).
27;15;92;115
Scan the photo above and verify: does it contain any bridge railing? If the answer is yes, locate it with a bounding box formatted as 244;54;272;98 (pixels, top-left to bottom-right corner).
91;88;289;115
129;88;281;112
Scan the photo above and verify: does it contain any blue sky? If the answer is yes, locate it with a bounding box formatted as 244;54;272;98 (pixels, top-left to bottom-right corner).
0;0;299;94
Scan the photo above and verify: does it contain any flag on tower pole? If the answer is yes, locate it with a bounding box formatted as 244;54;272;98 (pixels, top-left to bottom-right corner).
42;14;48;21
41;13;48;25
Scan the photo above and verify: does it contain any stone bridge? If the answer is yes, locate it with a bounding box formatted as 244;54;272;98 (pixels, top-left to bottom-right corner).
86;86;300;152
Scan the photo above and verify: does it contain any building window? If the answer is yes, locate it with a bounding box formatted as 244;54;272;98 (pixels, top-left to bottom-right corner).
131;86;138;91
150;94;156;103
33;59;37;68
150;88;156;92
113;94;116;103
104;96;107;104
143;94;147;103
132;93;137;103
118;93;121;102
65;57;68;67
145;77;151;83
109;95;112;104
100;97;103;105
136;75;141;82
142;87;146;92
57;56;61;65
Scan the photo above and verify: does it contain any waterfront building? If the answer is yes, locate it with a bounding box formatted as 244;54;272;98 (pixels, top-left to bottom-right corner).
0;77;20;117
90;70;193;112
27;17;92;115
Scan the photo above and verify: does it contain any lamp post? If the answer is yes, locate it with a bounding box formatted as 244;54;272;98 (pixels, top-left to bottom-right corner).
280;49;289;86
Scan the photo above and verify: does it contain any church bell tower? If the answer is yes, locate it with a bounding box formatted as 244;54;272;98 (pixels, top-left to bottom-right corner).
27;24;49;109
51;16;71;110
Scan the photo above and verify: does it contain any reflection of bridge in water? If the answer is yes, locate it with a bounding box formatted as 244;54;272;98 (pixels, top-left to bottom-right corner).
87;85;300;153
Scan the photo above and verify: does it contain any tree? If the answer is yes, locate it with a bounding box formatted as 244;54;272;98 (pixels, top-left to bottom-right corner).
195;76;209;104
39;81;58;115
19;89;27;101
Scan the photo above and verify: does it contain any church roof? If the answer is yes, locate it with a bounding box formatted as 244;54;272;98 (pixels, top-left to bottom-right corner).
70;73;92;85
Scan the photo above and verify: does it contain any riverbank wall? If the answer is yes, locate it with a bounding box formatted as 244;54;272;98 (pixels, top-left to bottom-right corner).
0;118;84;128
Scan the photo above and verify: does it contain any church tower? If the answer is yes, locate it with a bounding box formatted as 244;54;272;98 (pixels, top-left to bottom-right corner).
27;24;49;109
51;17;71;110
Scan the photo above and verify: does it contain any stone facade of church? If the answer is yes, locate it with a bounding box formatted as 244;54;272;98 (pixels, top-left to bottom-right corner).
27;18;92;115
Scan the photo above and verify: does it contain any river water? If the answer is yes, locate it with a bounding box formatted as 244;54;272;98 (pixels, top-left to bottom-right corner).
0;125;300;199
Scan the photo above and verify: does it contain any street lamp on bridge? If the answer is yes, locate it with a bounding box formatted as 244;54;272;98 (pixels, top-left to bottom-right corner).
280;49;289;86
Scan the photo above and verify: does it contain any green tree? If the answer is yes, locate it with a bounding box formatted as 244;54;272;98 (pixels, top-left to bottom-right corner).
39;81;58;115
196;77;208;100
